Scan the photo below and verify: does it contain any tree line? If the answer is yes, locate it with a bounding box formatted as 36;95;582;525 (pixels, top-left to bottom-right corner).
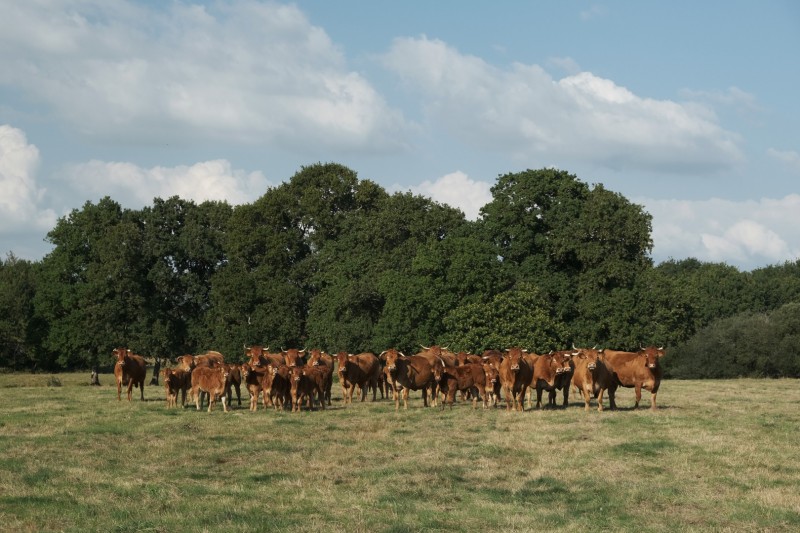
1;164;799;378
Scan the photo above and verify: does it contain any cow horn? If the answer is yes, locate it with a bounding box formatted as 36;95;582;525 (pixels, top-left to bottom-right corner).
442;346;449;350
399;352;406;357
572;342;577;349
420;344;430;350
658;346;664;351
300;347;306;352
592;345;597;349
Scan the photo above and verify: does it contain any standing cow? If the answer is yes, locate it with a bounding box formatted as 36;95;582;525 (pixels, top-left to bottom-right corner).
335;351;381;403
498;347;532;411
571;346;614;412
383;349;434;410
603;346;665;410
112;348;147;402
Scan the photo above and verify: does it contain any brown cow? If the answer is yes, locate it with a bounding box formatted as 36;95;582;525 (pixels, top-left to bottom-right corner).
548;350;575;407
307;349;334;406
498;347;532;411
190;366;231;413
603;346;665;410
196;350;225;367
241;362;268;411
530;352;563;409
175;354;196;372
243;345;283;368
416;346;456;406
482;363;501;408
224;363;242;407
336;351;381;403
112;347;147;401
455;351;483;366
289;365;327;412
384;349;434;410
163;367;190;408
432;360;487;409
261;363;291;411
283;348;307;368
571;346;614;412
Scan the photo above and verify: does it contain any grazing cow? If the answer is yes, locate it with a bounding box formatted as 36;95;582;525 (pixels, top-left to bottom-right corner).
241;362;268;411
530;352;560;409
571;346;614;412
384;349;434;410
191;365;231;413
432;360;487;409
163;367;190;408
482;363;501;408
335;351;381;403
262;363;291;411
289;365;327;412
283;348;307;368
307;349;334;406
112;347;147;402
498;347;533;411
602;346;665;410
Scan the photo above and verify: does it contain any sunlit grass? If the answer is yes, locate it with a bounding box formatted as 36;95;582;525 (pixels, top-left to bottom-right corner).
0;374;798;531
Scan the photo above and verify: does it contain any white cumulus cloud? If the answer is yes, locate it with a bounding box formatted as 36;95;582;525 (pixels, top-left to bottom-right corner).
407;171;492;220
0;1;410;152
64;159;271;207
0;124;57;235
641;195;800;269
382;36;743;174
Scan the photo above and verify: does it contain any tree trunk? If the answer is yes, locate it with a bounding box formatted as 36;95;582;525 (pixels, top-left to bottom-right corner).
90;366;101;386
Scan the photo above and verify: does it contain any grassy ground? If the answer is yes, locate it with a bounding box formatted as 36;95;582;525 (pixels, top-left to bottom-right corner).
0;373;798;532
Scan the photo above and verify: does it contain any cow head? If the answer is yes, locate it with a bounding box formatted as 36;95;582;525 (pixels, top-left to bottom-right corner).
308;349;326;366
284;348;306;368
574;347;603;371
112;348;127;365
244;345;268;367
639;346;665;369
383;349;401;372
483;363;499;387
552;351;573;375
504;347;527;373
289;366;303;388
432;358;447;383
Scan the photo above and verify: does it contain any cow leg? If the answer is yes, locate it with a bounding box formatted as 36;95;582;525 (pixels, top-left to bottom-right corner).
403;387;410;410
562;386;569;407
596;388;605;412
607;384;617;410
650;391;657;410
582;385;591;411
634;384;642;409
127;382;134;402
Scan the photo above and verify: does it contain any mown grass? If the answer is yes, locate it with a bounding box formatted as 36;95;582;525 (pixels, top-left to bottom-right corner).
0;374;799;532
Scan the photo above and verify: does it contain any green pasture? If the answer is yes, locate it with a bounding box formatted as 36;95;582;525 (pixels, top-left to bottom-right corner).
0;373;798;532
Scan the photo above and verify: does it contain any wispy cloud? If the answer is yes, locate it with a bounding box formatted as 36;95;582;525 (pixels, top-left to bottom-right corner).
382;36;744;174
579;5;607;21
0;1;411;153
767;148;800;173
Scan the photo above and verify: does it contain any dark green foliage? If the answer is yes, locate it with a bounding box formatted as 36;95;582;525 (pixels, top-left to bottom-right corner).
666;303;800;378
2;162;799;374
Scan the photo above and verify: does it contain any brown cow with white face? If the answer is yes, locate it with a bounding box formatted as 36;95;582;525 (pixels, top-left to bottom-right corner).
498;347;532;411
112;348;147;402
384;349;434;410
603;346;665;410
571;346;614;411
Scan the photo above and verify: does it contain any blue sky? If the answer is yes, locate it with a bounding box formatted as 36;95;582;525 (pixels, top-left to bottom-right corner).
1;1;799;270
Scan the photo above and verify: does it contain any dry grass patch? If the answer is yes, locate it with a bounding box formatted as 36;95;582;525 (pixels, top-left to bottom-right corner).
0;375;798;531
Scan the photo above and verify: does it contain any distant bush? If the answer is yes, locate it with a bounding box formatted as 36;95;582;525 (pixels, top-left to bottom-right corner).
666;302;800;379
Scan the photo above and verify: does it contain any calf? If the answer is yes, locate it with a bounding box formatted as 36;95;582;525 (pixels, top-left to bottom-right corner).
241;362;268;411
163;367;190;408
261;363;291;411
571;346;614;411
498;347;532;411
432;360;487;409
224;363;242;407
195;350;225;368
112;347;147;401
190;366;231;413
336;351;381;403
289;366;327;412
482;363;501;408
307;349;334;406
384;349;434;410
548;350;575;407
603;346;665;410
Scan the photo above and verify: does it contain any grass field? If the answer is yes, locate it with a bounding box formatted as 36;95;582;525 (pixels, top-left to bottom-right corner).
1;373;799;532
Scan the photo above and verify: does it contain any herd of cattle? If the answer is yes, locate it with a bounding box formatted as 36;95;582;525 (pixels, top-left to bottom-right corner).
111;344;665;413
